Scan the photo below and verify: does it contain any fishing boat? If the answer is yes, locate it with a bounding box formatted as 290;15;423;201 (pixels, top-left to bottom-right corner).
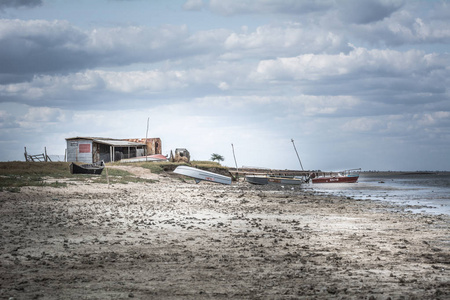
310;168;360;184
245;174;305;185
70;160;105;175
173;166;232;185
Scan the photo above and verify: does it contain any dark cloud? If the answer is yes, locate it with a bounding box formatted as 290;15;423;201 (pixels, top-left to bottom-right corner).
0;20;94;80
338;0;403;24
207;0;404;23
208;0;332;16
0;18;353;87
0;0;42;9
0;20;213;84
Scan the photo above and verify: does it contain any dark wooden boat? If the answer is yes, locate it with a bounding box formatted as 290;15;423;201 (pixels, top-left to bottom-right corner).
70;160;105;175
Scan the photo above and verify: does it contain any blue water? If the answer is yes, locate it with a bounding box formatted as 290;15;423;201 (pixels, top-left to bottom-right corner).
306;172;450;215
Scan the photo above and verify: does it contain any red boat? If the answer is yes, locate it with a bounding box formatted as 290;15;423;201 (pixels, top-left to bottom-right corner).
310;169;360;184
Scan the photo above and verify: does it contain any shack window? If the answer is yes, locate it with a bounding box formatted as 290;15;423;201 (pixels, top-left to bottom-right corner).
79;144;91;153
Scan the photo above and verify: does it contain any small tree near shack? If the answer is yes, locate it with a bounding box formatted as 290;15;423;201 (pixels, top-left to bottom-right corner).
210;153;224;163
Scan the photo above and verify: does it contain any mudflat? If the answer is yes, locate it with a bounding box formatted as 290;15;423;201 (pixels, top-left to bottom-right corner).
1;170;449;299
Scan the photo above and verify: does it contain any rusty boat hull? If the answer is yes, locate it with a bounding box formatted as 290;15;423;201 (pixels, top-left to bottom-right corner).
311;169;360;184
311;175;359;183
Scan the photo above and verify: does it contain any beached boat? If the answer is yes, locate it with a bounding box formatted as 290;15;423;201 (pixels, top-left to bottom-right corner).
245;175;305;185
310;169;360;184
173;166;232;185
70;160;105;175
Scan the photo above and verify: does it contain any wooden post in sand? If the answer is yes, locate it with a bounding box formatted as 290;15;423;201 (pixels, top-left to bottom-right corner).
105;164;110;187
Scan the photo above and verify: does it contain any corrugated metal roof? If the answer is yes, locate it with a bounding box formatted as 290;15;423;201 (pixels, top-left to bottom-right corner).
65;137;145;147
66;137;111;141
94;139;145;146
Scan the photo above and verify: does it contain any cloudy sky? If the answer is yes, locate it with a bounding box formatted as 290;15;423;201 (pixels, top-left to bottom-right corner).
1;0;449;171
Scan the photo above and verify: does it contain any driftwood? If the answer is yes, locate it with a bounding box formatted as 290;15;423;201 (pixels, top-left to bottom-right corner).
24;147;52;162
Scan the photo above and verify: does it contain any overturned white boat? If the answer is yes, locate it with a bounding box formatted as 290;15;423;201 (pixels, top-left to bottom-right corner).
173;166;232;185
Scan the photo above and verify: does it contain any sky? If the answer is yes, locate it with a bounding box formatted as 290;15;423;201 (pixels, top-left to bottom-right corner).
0;0;449;171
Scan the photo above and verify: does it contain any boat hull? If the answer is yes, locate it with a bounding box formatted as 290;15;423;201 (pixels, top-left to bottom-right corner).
311;175;359;183
174;166;232;185
70;161;105;175
246;175;304;185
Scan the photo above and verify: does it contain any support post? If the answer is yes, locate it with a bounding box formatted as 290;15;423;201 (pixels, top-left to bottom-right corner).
105;164;110;187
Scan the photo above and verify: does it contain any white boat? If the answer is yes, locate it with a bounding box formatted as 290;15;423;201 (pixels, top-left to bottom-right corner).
173;166;232;185
245;175;304;185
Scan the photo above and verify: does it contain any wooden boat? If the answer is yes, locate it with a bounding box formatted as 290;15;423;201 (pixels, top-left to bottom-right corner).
310;169;360;184
245;175;305;185
173;166;232;185
70;160;105;175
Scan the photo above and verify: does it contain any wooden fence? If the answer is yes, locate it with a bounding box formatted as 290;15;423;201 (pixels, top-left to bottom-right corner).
24;147;52;162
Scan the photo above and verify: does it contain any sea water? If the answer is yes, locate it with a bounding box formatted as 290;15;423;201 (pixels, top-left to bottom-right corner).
307;172;450;215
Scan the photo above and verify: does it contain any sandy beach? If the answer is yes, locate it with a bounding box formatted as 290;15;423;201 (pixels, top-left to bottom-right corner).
1;167;449;299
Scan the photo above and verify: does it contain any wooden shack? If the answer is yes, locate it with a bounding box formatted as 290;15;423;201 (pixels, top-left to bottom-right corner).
65;137;161;163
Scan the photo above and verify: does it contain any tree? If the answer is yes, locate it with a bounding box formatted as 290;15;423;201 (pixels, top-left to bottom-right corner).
210;153;224;163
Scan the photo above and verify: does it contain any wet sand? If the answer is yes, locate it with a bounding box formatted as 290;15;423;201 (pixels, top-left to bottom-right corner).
1;169;449;299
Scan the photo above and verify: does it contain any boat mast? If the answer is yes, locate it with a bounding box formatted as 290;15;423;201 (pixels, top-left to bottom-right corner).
291;139;304;171
231;143;239;172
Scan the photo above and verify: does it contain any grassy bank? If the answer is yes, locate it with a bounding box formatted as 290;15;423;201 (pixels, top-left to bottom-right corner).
0;162;70;192
109;160;228;173
0;160;229;191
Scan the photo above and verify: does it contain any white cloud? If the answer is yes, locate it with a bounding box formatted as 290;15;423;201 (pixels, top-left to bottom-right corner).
21;107;66;123
415;111;450;126
342;2;450;46
0;110;17;129
218;82;229;90
183;0;204;11
224;23;350;56
341;117;386;132
253;47;447;82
